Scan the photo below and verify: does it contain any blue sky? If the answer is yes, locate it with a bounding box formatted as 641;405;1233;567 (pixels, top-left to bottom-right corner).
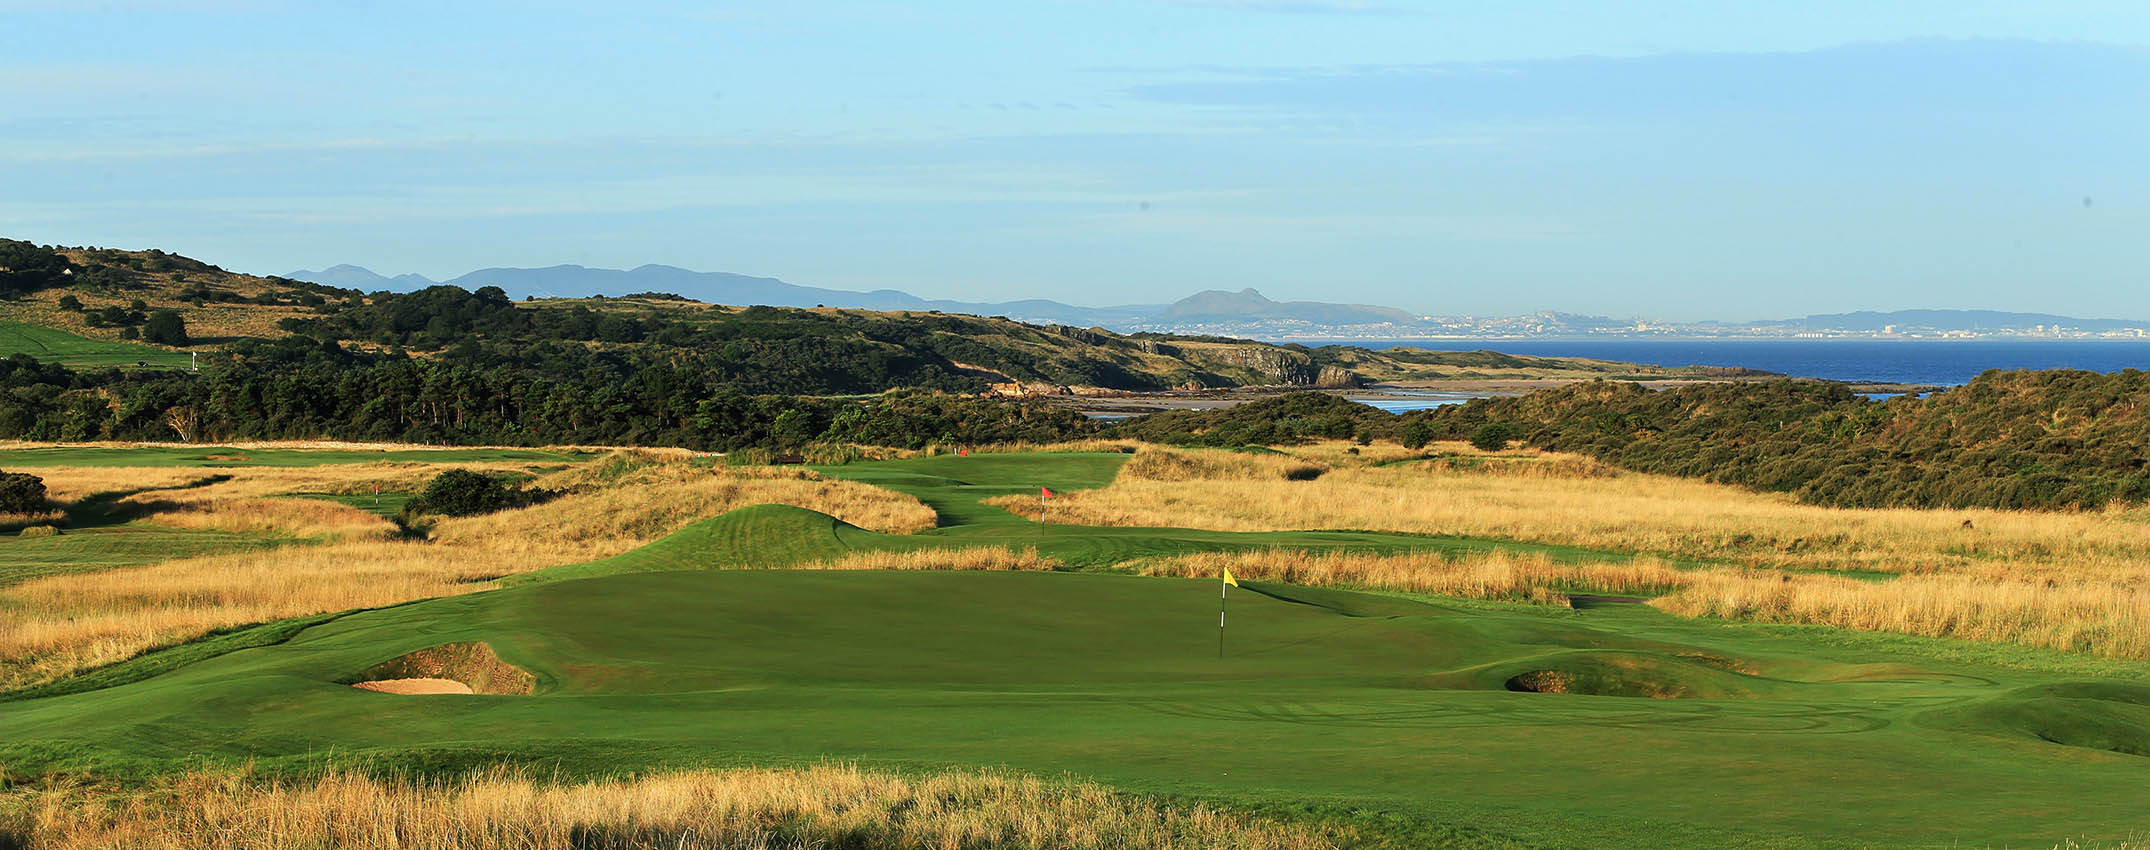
3;1;2146;319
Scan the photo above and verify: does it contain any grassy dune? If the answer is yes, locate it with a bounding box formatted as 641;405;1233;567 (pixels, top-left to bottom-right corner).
0;454;936;690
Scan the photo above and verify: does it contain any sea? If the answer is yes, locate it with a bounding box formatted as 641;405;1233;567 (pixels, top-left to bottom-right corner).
1317;339;2150;413
1335;339;2150;386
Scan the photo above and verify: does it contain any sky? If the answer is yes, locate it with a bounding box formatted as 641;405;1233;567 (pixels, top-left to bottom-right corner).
3;1;2147;320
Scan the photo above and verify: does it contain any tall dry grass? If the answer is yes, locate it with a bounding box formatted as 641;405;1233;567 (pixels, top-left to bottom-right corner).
1051;445;2150;581
1137;549;1689;606
22;461;565;543
1037;444;2150;659
0;458;936;691
430;461;936;562
0;764;1334;850
1654;570;2150;659
797;546;1060;572
1137;546;2150;658
145;499;395;540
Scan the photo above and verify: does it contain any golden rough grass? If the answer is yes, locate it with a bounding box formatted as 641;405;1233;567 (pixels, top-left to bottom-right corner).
1654;570;2150;660
0;458;935;691
982;492;1045;521
430;461;936;562
1138;549;1688;606
797;546;1059;572
1054;445;2150;580
0;288;304;349
146;499;395;540
1;765;1334;850
1038;444;2150;658
19;460;572;543
965;438;1145;455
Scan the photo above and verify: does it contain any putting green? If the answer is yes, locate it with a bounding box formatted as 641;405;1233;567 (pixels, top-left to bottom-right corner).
1;452;2143;849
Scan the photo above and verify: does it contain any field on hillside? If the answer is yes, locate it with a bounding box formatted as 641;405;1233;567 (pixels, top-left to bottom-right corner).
1;445;2145;850
0;320;191;368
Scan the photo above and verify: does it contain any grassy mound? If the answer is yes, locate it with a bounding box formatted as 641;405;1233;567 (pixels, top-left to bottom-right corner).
518;503;906;584
1491;651;1781;700
1927;682;2150;757
350;642;535;696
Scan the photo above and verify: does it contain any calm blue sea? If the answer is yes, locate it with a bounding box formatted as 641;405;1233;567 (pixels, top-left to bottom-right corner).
1329;339;2150;386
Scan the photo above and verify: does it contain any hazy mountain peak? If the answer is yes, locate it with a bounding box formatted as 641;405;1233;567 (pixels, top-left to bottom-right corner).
285;265;439;290
1165;287;1411;324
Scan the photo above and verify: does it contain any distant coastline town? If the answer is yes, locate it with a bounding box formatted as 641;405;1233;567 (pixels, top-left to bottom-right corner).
1124;310;2150;342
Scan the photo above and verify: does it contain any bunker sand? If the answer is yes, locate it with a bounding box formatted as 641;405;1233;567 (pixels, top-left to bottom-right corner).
350;678;473;695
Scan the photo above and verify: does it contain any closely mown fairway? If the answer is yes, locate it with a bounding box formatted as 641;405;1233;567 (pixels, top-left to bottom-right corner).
0;525;285;586
0;320;190;368
2;451;2144;849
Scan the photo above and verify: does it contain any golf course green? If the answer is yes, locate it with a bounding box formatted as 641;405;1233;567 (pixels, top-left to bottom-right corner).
1;452;2143;849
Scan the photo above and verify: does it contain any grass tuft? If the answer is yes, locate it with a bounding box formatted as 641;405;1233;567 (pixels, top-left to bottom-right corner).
0;764;1336;850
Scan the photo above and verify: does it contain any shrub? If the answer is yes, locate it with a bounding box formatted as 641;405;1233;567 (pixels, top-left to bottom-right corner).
1398;420;1436;449
0;471;47;513
142;310;189;345
1470;423;1517;452
411;469;532;517
55;295;81;312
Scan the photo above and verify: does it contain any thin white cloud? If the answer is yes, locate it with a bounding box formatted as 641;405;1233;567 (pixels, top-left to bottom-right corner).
1166;0;1401;14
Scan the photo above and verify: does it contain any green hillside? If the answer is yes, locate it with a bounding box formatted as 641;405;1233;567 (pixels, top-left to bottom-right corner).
0;320;190;368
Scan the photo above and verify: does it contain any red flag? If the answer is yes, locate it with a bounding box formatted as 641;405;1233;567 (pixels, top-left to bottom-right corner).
958;449;969;457
1040;487;1055;499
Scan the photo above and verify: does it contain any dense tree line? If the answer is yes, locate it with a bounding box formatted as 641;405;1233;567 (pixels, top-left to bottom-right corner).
269;286;1190;394
1106;392;1395;447
0;343;1093;452
0;240;71;296
1411;371;2150;510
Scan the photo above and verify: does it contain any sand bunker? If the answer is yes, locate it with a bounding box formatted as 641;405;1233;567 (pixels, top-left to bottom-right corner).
351;678;474;695
348;641;535;695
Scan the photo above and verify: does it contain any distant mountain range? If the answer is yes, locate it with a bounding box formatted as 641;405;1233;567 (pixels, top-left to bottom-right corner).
1161;288;1414;325
283;264;2150;337
282;265;1410;329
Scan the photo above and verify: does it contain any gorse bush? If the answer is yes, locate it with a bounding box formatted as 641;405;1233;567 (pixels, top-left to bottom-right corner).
1415;371;2150;511
142;309;189;345
0;471;46;514
1468;422;1516;452
411;470;537;517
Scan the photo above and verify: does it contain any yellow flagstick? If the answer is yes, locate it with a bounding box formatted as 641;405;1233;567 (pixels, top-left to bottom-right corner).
1219;568;1237;659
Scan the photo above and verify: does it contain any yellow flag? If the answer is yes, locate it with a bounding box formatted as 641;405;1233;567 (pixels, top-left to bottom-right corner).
1222;568;1238;588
